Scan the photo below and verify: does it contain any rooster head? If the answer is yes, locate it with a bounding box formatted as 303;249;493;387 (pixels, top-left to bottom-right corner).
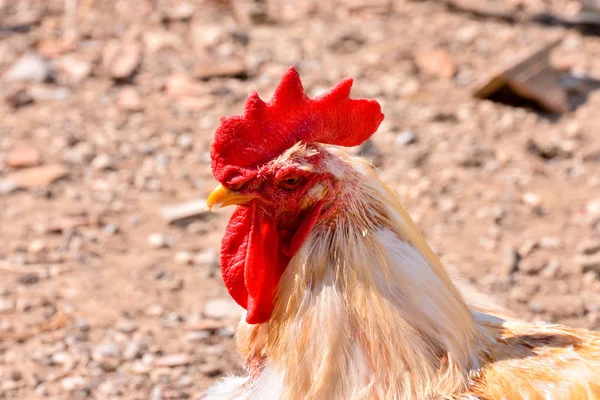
207;67;384;324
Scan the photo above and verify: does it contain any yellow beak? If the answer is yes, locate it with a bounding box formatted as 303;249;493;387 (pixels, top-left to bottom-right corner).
206;183;259;211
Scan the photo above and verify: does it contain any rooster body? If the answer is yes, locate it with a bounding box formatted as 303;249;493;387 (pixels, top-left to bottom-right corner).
205;70;600;400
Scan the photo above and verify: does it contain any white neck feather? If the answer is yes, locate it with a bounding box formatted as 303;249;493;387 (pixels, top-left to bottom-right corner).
262;161;482;399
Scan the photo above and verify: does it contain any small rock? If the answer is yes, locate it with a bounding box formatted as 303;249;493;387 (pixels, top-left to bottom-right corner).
163;1;196;20
153;353;190;368
578;239;600;255
587;199;600;218
61;376;89;392
55;56;92;84
123;339;145;360
540;258;561;278
3;52;52;83
199;363;222;377
578;253;600;274
0;298;15;313
51;351;74;368
148;233;169;249
160;200;209;224
18;273;39;285
415;48;456;79
28;239;46;254
146;304;165;317
6;146;41;168
174;251;194;265
103;224;119;235
103;41;142;80
117;87;143;111
501;245;519;276
518;252;548;275
91;154;115;170
395;130;417;146
176;134;194;150
193;249;219;268
185;331;211;342
165;73;196;100
0;180;17;195
522;192;542;207
194;59;247;80
151;385;163;400
5;87;34;109
518;240;539;258
92;343;121;371
115;319;137;334
203;298;242;320
539;237;561;249
4;164;68;188
217;326;235;338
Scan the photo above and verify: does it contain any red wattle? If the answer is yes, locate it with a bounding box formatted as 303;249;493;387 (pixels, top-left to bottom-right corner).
220;205;290;324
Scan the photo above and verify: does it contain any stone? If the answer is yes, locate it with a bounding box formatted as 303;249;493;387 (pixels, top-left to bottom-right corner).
193;249;219;268
578;239;600;255
518;252;548;275
5;146;41;168
115;319;137;334
91;154;115;170
415;48;456;79
203;298;242;320
395;130;417;146
103;41;142;80
148;233;169;249
3;52;52;83
4;164;68;188
117;87;143;111
153;353;190;367
174;251;194;265
578;253;600;274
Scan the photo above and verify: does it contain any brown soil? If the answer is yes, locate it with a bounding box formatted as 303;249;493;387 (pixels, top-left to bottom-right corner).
1;0;600;398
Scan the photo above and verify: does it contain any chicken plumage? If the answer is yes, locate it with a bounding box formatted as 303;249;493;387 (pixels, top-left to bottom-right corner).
204;68;600;400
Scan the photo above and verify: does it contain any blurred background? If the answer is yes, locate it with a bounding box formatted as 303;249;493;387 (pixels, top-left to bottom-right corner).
1;0;600;398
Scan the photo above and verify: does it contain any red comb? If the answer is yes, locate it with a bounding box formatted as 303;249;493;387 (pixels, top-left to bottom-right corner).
210;67;384;187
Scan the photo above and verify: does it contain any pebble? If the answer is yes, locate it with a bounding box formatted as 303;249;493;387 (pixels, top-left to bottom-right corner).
395;130;417;146
176;133;194;150
153;353;190;368
578;253;600;274
174;251;194;265
146;304;165;317
3;52;52;82
185;331;211;342
92;342;122;371
103;40;142;80
0;298;15;313
91;154;115;170
123;339;145;360
6;146;42;168
193;248;219;268
522;192;542;207
578;239;600;255
28;239;46;254
115;318;137;334
0;179;17;195
203;298;242;320
61;376;89;392
501;246;519;276
148;233;169;249
117;87;143;111
518;252;548;275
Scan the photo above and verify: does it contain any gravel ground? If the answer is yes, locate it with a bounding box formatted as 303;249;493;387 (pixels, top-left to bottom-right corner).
1;0;600;398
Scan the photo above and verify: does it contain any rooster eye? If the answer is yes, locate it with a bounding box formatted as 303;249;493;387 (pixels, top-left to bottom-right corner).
279;175;301;189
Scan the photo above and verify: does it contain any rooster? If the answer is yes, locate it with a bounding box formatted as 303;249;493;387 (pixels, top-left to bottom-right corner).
204;67;600;400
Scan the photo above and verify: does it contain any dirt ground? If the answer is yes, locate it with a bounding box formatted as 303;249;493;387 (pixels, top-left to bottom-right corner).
1;0;600;398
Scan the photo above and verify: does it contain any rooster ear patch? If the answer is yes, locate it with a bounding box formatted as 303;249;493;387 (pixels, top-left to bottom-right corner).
210;66;384;188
